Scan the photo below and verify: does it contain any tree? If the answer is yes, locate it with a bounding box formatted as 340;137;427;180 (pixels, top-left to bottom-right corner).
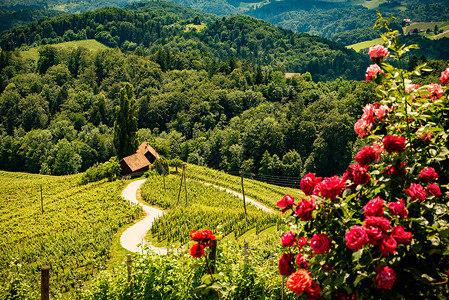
113;83;139;159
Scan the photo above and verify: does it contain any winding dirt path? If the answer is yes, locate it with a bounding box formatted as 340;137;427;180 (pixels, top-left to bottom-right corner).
119;178;274;254
119;179;167;254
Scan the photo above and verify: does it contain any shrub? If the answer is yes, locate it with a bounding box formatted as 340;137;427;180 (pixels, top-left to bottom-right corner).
80;156;121;184
277;14;449;299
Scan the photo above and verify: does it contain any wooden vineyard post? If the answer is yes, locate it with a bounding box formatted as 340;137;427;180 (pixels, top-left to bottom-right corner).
241;170;247;220
209;239;217;274
270;251;274;266
126;254;133;299
41;265;50;300
40;184;44;214
177;163;187;206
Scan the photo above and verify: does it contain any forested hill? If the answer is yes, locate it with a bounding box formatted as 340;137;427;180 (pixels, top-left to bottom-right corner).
0;1;369;81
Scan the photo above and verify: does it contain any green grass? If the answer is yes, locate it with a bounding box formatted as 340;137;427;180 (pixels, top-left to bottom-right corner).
347;37;384;52
20;39;108;61
403;21;449;35
184;23;206;32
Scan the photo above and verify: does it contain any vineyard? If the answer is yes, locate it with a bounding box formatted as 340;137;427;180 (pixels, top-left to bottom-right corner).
0;171;141;299
185;164;304;209
140;172;279;246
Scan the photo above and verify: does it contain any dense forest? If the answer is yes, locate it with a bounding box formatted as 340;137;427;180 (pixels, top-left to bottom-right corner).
0;2;369;81
0;9;66;32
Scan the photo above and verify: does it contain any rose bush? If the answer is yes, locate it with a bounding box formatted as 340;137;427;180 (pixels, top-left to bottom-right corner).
277;14;449;299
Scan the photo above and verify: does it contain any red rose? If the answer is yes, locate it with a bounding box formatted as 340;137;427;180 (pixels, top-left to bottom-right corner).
304;281;321;298
384;162;407;177
383;135;406;153
277;194;295;213
419;167;438;183
374;266;396;289
286;269;313;294
281;231;297;247
295;198;316;221
380;235;397;256
300;173;322;196
310;233;331;254
320;176;346;201
296;253;309;269
345;226;369;250
355;146;376;166
364;216;391;245
388;199;408;218
352;164;371;185
405;183;426;201
189;243;205;258
363;196;384;217
427;183;442;197
190;230;205;242
298;237;309;248
364;216;391;231
279;253;295;276
391;226;412;244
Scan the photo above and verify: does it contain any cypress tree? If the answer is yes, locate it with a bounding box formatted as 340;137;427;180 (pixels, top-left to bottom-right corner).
113;83;139;159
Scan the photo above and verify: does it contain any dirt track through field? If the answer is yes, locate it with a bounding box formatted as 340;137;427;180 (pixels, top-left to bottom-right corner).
119;178;274;254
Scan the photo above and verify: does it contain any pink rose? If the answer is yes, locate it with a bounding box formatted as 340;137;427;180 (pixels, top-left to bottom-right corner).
374;103;392;121
372;142;384;161
426;183;442;197
300;173;322;196
366;64;383;81
419;167;438;183
440;67;449;85
405;183;426;201
363;196;384;217
281;231;297;247
374;266;396;289
345;226;369;250
354;118;373;138
388;199;408;218
405;83;420;93
427;83;444;100
391;226;412;244
278;253;295;276
310;233;332;254
380;235;397;256
383;135;406;153
361;104;375;123
320;176;346;201
368;44;390;61
355;146;376;166
277;194;295;213
295;198;316;221
296;252;309;269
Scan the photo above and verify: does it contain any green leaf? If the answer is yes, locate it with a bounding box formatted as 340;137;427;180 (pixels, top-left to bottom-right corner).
434;204;447;215
354;273;368;287
352;249;363;262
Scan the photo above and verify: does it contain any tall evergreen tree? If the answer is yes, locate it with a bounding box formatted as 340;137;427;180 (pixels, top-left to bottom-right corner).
113;83;139;159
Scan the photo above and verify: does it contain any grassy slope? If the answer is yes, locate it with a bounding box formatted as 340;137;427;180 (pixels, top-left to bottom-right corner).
347;37;384;52
20;39;108;61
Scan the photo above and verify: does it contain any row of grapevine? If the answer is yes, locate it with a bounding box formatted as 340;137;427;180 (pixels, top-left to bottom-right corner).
140;173;278;244
0;171;141;299
185;164;304;208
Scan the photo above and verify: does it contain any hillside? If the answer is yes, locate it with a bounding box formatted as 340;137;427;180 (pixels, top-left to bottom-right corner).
0;2;369;81
0;0;136;13
0;171;140;298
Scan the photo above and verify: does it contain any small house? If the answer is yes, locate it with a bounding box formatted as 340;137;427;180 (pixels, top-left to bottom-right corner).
119;142;160;176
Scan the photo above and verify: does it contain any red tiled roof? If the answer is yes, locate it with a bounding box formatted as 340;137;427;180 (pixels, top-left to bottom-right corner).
122;152;151;172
